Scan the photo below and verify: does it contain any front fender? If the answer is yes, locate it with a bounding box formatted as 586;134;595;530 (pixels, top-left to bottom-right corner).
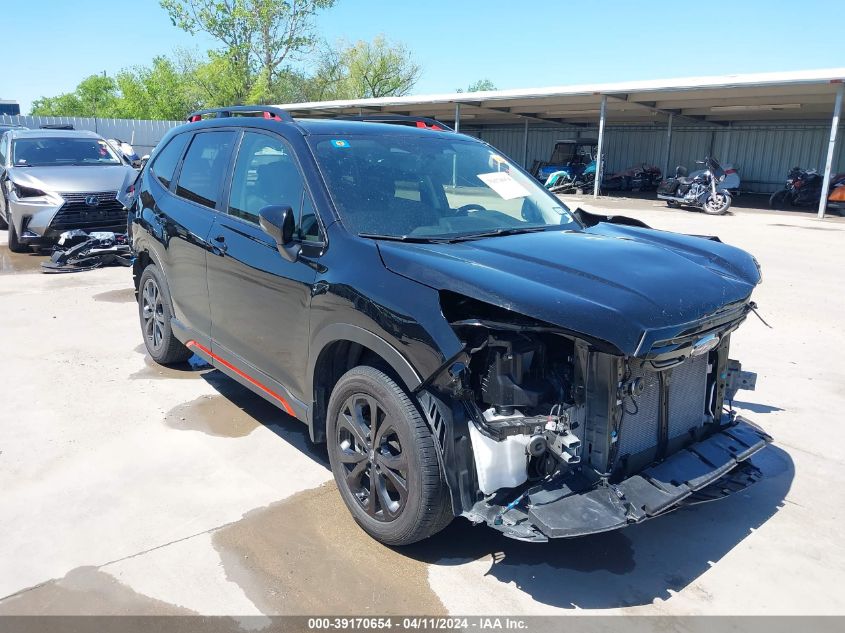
308;322;423;393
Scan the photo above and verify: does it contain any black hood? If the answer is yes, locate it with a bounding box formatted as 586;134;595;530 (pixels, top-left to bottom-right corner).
377;223;760;355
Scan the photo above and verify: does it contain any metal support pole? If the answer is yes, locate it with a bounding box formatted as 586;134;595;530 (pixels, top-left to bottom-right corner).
593;95;607;197
522;119;529;168
818;83;843;220
451;103;461;187
662;113;673;178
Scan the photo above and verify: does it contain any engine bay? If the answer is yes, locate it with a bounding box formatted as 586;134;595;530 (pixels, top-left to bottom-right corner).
437;291;767;540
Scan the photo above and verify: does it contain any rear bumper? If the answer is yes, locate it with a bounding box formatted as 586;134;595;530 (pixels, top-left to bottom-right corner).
474;416;772;542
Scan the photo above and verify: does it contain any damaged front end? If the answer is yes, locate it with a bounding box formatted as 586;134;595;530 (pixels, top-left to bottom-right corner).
425;292;770;542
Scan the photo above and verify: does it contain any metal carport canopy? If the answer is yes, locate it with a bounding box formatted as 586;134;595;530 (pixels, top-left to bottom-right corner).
276;68;845;217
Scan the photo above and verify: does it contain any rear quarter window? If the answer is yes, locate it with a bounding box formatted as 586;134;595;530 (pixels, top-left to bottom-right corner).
150;133;190;189
175;131;236;209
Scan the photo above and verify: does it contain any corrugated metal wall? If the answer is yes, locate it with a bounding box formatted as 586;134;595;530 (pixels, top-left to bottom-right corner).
466;121;844;193
0;115;181;155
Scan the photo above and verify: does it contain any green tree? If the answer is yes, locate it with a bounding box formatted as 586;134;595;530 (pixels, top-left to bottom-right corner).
188;50;253;107
308;35;421;100
114;56;202;120
466;79;497;92
31;93;83;116
343;36;420;98
30;75;118;117
160;0;335;103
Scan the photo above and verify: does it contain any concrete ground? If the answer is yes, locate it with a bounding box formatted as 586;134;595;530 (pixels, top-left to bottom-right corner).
1;197;844;619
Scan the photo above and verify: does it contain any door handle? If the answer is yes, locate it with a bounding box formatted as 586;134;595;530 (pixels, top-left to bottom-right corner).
212;234;228;255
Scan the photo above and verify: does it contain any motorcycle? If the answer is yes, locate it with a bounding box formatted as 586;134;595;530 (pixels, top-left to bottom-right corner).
769;167;823;208
545;160;596;194
602;163;662;192
656;156;736;215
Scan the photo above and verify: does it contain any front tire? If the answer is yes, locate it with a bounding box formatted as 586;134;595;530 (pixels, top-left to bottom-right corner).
327;366;452;546
703;191;731;215
769;189;790;209
137;265;192;365
7;216;28;253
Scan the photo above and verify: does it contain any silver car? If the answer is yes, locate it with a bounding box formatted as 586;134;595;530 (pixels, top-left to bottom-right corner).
0;129;136;252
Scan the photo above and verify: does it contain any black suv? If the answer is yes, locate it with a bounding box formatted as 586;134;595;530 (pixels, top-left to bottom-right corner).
131;106;771;545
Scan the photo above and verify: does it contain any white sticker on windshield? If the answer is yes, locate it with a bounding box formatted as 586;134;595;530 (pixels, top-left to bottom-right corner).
477;171;530;200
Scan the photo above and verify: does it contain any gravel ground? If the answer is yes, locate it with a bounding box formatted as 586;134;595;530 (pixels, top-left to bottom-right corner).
1;198;844;621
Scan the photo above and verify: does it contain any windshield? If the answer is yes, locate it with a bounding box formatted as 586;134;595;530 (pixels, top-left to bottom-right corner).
309;133;577;240
707;157;725;180
12;137;122;167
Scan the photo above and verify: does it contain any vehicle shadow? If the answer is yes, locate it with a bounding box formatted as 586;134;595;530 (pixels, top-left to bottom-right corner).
200;369;330;468
732;400;785;414
402;444;794;610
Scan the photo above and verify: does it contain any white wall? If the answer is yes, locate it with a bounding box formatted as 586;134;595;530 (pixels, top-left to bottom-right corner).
0;115;182;156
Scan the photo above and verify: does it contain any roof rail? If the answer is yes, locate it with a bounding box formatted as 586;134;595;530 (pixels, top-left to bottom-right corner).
186;105;293;123
338;114;453;131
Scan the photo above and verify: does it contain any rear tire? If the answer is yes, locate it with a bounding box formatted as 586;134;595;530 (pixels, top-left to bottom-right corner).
7;216;28;253
327;366;452;546
138;265;192;365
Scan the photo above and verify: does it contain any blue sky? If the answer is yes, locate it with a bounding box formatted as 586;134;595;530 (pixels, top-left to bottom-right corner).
6;0;843;113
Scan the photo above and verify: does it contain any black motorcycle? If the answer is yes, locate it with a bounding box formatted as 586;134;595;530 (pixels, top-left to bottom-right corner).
656;157;733;215
769;167;823;209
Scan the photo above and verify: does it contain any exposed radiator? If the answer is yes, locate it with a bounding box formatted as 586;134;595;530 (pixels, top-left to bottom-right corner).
668;353;709;439
616;354;709;459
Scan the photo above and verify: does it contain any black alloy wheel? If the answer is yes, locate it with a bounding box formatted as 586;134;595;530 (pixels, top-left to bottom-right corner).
327;366;452;545
137;265;192;364
141;276;166;354
336;393;409;521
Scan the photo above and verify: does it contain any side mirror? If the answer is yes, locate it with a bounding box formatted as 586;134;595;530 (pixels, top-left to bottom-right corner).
259;205;300;262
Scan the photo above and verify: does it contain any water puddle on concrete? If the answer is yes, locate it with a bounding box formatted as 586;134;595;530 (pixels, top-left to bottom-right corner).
166;393;263;438
212;484;446;616
93;287;136;303
0;567;194;615
0;248;48;275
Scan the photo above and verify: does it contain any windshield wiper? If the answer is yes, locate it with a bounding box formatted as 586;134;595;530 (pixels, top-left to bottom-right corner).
358;233;455;243
445;226;552;242
360;226;556;244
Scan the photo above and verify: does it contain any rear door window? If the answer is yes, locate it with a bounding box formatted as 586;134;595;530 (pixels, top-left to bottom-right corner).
175;131;236;209
150;133;189;189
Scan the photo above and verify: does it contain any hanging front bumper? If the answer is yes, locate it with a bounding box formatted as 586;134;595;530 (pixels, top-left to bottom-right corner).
472;416;772;542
